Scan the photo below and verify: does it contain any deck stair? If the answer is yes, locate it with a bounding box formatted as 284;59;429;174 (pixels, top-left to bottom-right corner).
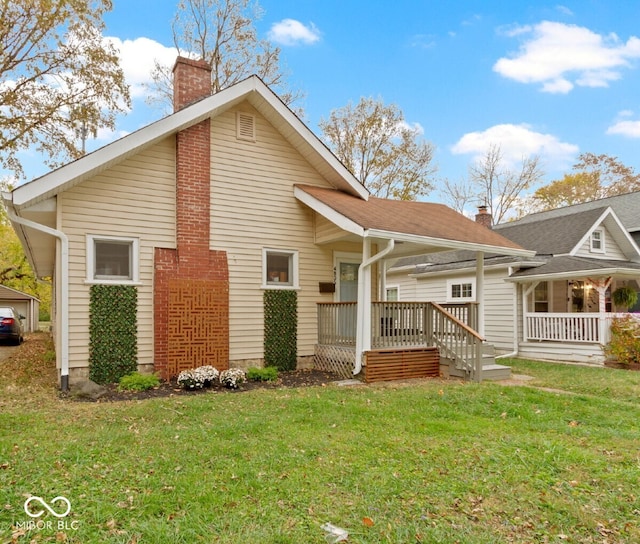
445;343;511;381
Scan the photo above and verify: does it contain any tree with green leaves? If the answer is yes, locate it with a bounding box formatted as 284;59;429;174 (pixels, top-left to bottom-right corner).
146;0;302;112
0;0;130;179
0;182;51;318
319;97;437;200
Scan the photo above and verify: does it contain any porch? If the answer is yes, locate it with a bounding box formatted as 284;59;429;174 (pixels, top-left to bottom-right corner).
520;312;633;364
315;301;509;382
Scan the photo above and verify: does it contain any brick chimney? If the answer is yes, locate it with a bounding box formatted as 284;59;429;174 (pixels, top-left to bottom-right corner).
475;205;493;228
154;56;229;379
172;56;212;112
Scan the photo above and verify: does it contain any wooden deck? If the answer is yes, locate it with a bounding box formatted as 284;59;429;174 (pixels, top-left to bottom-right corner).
365;347;440;383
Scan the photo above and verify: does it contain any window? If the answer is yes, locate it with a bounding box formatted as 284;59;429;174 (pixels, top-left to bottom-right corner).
263;249;298;288
386;286;399;301
533;282;548;312
447;279;475;302
590;229;605;253
87;235;139;283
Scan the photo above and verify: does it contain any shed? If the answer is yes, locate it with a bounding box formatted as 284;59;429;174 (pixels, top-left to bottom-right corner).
0;285;40;333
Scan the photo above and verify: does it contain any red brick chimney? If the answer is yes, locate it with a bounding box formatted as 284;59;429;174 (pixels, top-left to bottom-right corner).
154;56;229;379
475;205;493;228
172;56;212;112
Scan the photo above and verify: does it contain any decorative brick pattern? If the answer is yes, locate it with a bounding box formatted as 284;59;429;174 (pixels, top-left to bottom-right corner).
172;57;212;112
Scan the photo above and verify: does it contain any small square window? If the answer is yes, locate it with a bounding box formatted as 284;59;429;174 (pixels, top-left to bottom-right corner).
263;249;298;288
87;235;139;283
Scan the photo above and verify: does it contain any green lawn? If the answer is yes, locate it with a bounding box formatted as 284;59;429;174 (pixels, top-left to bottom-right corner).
2;340;640;543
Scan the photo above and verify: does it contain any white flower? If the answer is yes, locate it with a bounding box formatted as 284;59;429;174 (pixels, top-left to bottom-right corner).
219;368;246;389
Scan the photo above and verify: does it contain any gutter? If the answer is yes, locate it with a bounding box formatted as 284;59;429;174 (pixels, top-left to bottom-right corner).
3;196;70;391
354;237;395;375
495;266;519;360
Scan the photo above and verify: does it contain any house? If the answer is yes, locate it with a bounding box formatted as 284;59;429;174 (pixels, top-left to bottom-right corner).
2;57;531;389
0;285;39;333
387;194;640;365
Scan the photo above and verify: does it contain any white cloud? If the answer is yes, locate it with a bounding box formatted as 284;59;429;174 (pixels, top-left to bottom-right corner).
105;36;177;99
451;123;578;169
267;19;321;46
494;21;640;93
607;120;640;137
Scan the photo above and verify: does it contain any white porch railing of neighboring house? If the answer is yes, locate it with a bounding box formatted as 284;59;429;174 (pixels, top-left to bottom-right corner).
317;301;483;380
524;312;635;344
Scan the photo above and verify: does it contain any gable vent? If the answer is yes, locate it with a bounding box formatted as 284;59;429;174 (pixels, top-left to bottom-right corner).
236;112;256;141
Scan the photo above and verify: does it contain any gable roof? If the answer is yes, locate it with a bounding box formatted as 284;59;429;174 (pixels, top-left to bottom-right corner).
392;201;640;279
295;184;531;257
5;75;368;211
492;207;608;254
505;190;640;232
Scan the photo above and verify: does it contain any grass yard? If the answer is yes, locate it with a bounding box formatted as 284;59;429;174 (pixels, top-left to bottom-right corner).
1;337;640;543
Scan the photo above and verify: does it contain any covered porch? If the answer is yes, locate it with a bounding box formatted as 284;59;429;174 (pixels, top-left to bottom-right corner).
512;273;640;364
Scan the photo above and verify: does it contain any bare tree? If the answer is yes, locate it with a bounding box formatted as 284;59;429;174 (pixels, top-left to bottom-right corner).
441;144;544;224
0;0;130;178
146;0;302;112
319;97;437;200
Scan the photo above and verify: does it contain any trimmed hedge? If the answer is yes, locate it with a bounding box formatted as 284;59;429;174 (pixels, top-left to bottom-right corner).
89;284;138;384
264;290;297;371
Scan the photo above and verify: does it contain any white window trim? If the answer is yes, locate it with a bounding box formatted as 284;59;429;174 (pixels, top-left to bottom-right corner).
446;278;476;302
261;248;299;290
85;234;140;285
590;228;605;253
385;285;400;301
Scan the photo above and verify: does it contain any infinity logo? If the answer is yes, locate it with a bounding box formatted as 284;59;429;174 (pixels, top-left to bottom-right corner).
24;496;71;518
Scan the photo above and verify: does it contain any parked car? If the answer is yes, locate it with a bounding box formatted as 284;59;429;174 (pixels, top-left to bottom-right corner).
0;307;25;345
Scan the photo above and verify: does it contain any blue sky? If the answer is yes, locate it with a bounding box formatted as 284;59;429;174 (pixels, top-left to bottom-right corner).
16;1;640;205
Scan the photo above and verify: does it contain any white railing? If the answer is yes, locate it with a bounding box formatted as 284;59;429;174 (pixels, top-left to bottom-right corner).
525;312;634;344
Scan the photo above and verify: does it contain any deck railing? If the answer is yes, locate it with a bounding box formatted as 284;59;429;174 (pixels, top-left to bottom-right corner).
525;312;634;344
317;301;484;380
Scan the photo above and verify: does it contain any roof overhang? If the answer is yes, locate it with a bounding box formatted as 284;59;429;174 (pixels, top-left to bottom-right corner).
506;266;640;283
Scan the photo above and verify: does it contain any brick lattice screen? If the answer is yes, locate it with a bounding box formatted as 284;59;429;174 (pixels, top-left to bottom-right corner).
165;278;229;378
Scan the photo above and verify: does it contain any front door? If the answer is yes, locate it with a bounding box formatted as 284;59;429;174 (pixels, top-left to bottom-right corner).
337;261;359;302
335;256;360;342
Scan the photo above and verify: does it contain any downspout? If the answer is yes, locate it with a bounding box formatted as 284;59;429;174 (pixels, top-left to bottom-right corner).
495;266;519;360
4;204;70;391
354;237;395;375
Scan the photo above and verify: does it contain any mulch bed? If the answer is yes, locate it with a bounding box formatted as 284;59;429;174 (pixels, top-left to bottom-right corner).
81;369;343;402
604;360;640;371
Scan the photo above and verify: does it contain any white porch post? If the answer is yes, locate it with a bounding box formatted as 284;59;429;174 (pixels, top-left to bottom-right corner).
476;251;485;338
522;282;538;342
589;277;612;344
355;238;372;374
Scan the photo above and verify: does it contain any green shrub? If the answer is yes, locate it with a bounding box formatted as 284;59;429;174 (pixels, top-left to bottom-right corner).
612;286;638;311
264;290;297;371
118;372;160;392
605;315;640;366
89;284;138;384
247;366;279;382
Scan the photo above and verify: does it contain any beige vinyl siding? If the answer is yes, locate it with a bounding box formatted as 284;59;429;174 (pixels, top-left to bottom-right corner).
209;103;337;362
575;226;626;259
59;137;176;371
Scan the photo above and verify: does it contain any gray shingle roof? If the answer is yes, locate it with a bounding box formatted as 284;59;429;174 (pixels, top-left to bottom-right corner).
492;207;608;254
509;255;640;278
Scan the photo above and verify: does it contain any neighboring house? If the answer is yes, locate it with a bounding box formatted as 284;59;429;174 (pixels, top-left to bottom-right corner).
0;285;39;333
387;195;640;364
2;57;530;389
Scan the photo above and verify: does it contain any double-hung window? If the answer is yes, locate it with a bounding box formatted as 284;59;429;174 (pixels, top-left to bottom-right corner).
87;235;139;283
590;229;605;253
